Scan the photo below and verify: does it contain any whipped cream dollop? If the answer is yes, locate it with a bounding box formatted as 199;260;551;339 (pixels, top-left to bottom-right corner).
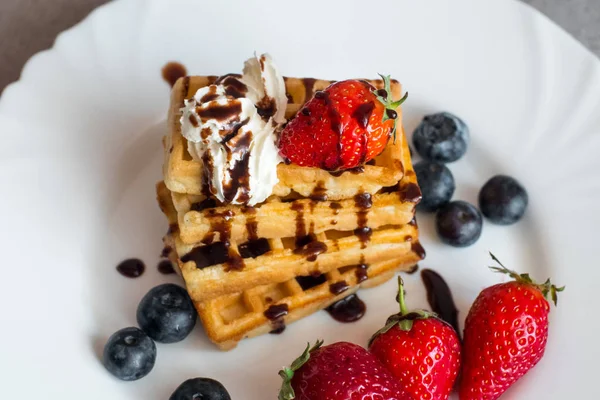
180;54;287;206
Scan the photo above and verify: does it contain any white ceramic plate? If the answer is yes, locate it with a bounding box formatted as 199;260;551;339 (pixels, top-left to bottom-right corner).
1;0;599;398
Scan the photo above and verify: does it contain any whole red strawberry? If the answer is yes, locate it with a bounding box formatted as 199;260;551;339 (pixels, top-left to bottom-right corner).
459;253;565;400
278;75;407;170
278;340;412;400
369;277;461;400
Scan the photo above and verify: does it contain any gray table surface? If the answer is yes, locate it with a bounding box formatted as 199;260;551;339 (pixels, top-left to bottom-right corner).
0;0;598;94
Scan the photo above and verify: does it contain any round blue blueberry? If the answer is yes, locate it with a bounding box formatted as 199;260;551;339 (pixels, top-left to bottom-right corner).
103;327;156;381
435;201;482;247
412;112;469;163
479;175;528;225
170;377;231;400
414;161;455;212
136;283;197;344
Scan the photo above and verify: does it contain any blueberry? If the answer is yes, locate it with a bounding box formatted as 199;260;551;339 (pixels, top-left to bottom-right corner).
413;112;469;163
479;175;528;225
414;161;455;212
102;327;156;381
435;201;482;247
169;377;232;400
136;283;197;343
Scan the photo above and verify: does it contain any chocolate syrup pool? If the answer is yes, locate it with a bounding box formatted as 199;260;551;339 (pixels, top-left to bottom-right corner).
162;62;187;87
116;258;145;278
421;269;460;336
326;294;366;323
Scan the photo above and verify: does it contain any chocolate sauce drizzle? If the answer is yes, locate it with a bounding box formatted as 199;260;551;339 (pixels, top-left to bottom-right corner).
328;165;366;177
190;198;218;212
264;303;289;320
196;73;257;209
116;258;145;278
352;102;375;129
352;101;375;164
157;260;176;275
405;264;420;275
161;62;187;87
197;102;242;121
296;274;327;290
270;321;286;334
354;191;373;248
326;294;366;323
188;114;199;127
310;181;328;202
309;181;328;213
242;206;258;241
421;269;460;336
314;90;344;170
293;241;328;262
181;242;230;269
199;86;219;103
222;145;252;204
214;73;242;84
329;202;342;214
294;234;314;249
238;238;271;259
160;246;172;258
201;151;214;199
201;210;233;244
198;209;245;271
302;78;317;101
355;256;369;282
329;280;350;295
221;118;250;145
289;200;327;261
217;75;248;99
398;183;423;203
264;303;289;335
291;202;307;242
411;242;426;260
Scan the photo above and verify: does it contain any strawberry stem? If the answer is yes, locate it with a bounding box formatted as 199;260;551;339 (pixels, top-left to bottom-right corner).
368;276;438;346
397;276;408;315
373;74;408;143
488;252;565;306
396;277;413;331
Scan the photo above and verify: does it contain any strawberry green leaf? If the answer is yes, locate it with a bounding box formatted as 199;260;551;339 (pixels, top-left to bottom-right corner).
278;340;323;400
368;277;437;347
378;73;393;99
373;74;408;143
390;92;409;109
488;252;565;306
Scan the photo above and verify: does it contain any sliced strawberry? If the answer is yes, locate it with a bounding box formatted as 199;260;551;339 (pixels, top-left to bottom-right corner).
279;75;407;170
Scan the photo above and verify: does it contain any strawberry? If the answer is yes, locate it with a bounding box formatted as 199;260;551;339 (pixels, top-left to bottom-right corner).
369;277;461;400
278;75;408;170
278;340;412;400
459;253;565;400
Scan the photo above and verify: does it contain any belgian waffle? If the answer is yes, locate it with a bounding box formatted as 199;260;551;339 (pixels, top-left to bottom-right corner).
158;179;423;302
158;72;424;349
170;125;419;243
160;194;422;350
163;76;405;198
